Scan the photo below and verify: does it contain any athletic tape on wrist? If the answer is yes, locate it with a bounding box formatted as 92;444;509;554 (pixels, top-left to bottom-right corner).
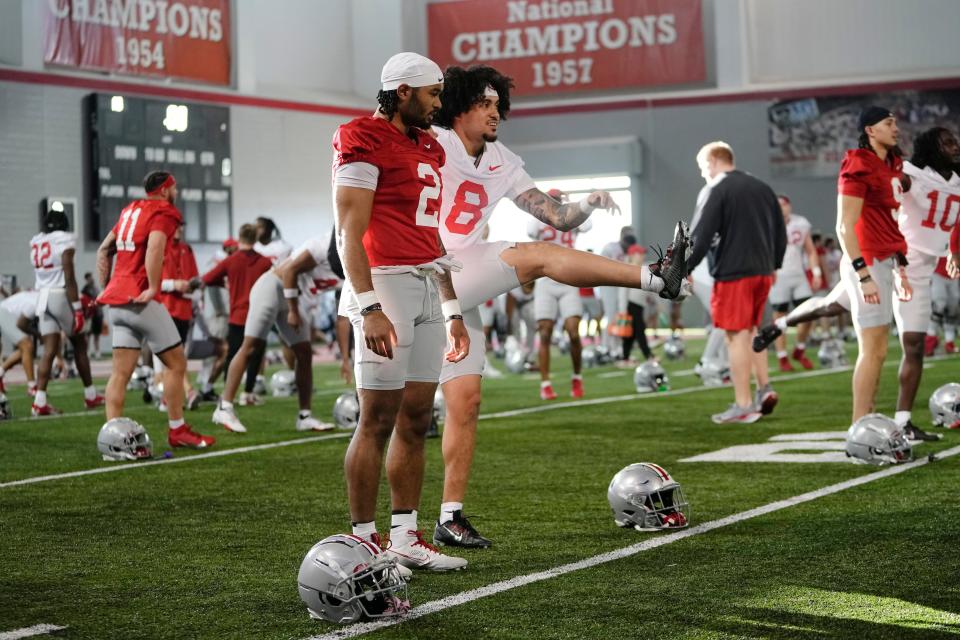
442;300;462;318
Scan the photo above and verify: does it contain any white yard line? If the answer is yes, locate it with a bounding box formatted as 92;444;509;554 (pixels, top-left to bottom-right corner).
1;356;947;487
0;433;352;489
0;624;67;640
304;445;960;640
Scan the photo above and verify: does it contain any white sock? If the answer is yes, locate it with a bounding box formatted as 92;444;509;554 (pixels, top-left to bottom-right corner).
541;380;552;389
202;381;214;393
571;373;582;381
298;410;311;419
796;342;806;351
774;316;788;330
439;502;462;524
34;390;47;407
639;265;664;293
0;367;5;377
352;521;377;541
84;386;97;401
776;351;788;359
946;326;957;342
220;400;234;411
894;411;911;427
390;511;418;544
169;418;185;429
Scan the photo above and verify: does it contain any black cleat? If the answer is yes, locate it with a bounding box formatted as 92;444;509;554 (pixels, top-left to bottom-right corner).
903;421;943;442
654;221;691;300
753;324;782;353
199;389;220;403
433;511;492;548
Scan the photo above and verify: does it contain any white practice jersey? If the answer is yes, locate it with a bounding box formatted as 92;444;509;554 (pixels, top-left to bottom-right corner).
435;126;536;253
254;238;293;264
292;233;342;308
899;161;960;257
779;214;812;275
526;217;592;248
1;290;39;318
509;286;534;304
30;231;76;289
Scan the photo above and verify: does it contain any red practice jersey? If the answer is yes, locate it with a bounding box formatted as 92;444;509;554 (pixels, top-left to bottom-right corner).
201;249;272;326
98;200;182;306
157;239;199;321
332;116;445;267
935;256;950;278
837;149;907;264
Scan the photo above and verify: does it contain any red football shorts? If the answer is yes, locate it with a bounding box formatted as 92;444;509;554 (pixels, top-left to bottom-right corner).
712;275;774;331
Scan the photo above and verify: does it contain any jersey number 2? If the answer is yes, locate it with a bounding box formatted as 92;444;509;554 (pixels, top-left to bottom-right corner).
445;181;489;235
415;164;441;228
116;207;142;252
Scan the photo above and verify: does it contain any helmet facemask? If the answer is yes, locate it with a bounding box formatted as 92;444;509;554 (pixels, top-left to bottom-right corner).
625;484;690;530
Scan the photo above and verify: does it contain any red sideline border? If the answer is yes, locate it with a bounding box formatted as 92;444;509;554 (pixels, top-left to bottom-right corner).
2;67;959;119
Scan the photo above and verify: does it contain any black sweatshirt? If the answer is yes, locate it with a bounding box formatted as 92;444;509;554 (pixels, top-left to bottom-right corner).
687;170;787;282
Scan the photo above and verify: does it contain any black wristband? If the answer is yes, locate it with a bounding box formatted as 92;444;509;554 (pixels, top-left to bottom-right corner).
859;274;873;284
851;256;867;271
896;252;908;267
360;303;382;316
446;314;464;322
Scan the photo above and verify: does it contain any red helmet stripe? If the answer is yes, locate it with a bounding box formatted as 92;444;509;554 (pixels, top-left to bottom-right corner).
644;463;671;481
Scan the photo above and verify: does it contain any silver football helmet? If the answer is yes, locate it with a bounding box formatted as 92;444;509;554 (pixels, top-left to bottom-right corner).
270;369;296;397
594;344;614;365
332;392;360;430
634;361;669;393
608;463;689;531
929;383;960;429
504;346;526;374
298;534;408;624
663;336;685;360
127;365;153;390
845;413;912;466
817;339;847;368
695;358;730;387
97;418;153;462
581;346;598;368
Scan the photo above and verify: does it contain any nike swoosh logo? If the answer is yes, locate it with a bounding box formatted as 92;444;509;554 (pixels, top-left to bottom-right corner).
425;144;432;149
488;164;502;171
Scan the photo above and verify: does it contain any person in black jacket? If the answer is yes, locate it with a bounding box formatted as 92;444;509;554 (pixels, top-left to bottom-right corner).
687;141;787;424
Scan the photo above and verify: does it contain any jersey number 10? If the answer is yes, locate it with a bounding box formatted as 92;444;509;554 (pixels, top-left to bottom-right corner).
923;190;960;232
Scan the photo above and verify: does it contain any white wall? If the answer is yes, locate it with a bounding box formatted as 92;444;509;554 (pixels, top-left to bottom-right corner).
746;0;960;85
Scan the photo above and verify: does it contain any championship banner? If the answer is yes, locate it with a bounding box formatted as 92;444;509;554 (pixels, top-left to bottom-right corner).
769;89;960;178
428;0;705;97
43;0;231;86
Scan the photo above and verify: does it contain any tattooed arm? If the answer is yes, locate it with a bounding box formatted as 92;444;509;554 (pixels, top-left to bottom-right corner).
432;236;470;362
433;237;459;304
514;188;620;232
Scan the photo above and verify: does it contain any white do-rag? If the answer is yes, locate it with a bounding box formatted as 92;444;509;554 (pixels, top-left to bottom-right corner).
381;52;444;91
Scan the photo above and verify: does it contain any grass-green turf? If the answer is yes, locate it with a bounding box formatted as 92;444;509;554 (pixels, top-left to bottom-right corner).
1;336;958;639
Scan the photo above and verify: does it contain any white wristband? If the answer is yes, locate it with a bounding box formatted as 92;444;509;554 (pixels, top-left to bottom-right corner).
441;299;462;317
161;279;175;292
355;290;379;309
812;267;823;275
283;288;299;299
72;301;83;311
578;198;596;215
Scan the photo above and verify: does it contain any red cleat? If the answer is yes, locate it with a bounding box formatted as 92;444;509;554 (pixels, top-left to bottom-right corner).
0;377;5;393
84;394;106;409
924;335;939;357
168;424;216;449
540;383;557;401
571;378;584;398
946;341;956;355
792;348;814;370
778;356;794;372
31;403;62;417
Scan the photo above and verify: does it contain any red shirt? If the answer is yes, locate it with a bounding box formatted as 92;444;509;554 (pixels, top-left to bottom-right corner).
98;200;182;306
935;257;950;278
579;287;595;297
157;240;198;321
332;117;445;267
201;249;272;325
837;149;907;264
